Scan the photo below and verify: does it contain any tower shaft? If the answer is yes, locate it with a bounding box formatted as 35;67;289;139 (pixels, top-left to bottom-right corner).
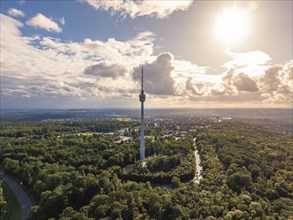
140;101;145;160
139;66;145;160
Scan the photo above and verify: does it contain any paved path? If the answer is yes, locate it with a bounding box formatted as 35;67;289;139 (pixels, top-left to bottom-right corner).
0;170;33;220
192;138;203;184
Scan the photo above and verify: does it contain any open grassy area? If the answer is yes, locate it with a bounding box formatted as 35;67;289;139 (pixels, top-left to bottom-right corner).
2;181;21;220
116;117;132;122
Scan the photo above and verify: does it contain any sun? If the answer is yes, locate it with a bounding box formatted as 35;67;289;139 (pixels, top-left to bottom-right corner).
213;7;251;46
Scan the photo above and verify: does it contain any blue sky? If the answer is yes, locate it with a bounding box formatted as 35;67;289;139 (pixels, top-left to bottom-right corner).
1;0;292;109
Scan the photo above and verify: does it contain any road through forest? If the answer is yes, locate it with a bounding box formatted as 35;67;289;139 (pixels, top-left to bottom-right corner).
0;170;33;220
193;138;203;184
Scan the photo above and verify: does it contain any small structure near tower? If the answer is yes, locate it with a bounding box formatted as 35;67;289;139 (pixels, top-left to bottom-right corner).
139;66;146;160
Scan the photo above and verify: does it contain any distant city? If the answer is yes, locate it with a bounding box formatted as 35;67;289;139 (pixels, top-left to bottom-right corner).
1;108;292;134
1;108;292;121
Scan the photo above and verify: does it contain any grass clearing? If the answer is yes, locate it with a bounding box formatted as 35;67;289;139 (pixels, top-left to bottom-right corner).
116;117;132;122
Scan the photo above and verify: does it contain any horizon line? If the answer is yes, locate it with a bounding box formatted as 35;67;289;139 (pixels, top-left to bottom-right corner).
1;107;292;110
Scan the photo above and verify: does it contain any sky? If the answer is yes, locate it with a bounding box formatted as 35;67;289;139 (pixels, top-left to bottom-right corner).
1;0;292;109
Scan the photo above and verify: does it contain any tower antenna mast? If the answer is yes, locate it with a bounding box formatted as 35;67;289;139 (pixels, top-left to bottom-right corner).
142;66;143;91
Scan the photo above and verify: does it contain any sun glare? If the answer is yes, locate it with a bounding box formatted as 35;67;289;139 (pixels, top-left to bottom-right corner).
213;7;251;46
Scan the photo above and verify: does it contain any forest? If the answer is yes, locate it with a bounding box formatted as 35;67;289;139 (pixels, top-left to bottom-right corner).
0;119;292;219
0;181;6;219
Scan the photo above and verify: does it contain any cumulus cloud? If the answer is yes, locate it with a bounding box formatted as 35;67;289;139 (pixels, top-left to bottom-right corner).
1;13;292;108
83;31;155;65
84;63;127;79
8;8;25;17
185;77;205;95
81;0;193;18
185;77;196;94
26;13;62;33
0;13;155;100
133;52;175;95
224;50;271;68
205;56;292;105
233;73;259;92
283;61;293;80
260;66;282;92
209;68;259;97
206;51;276;99
224;50;272;78
259;64;293;103
211;68;237;96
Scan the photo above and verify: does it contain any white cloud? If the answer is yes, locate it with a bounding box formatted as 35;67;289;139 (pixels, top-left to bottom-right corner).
190;50;290;104
203;57;292;105
84;62;127;79
83;31;155;66
225;50;271;68
259;63;293;103
0;14;153;100
59;16;65;25
1;13;291;108
8;8;25;17
207;67;259;97
81;0;193;18
233;73;259;92
282;60;293;81
260;65;282;92
1;14;87;98
26;13;62;33
185;77;205;96
224;50;271;78
133;53;175;95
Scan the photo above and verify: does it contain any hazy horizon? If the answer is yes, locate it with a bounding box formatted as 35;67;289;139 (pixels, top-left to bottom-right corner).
1;106;293;110
2;108;292;122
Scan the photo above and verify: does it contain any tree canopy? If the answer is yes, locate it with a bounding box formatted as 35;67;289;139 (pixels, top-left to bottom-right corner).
0;119;292;219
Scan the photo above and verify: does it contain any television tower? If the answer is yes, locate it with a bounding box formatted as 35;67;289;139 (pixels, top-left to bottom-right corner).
139;66;146;160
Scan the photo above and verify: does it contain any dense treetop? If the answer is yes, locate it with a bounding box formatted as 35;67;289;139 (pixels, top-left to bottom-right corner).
0;119;292;219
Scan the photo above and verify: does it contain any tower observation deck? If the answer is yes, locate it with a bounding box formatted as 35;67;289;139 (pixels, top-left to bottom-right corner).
139;67;145;160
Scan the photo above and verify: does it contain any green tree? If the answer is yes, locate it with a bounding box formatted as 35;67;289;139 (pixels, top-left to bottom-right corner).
0;182;7;219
